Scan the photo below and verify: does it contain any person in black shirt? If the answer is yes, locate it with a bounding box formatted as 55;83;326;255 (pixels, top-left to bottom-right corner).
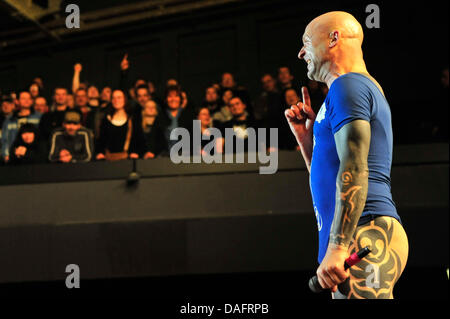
96;89;143;161
8;123;47;165
158;85;194;155
140;100;165;158
39;87;69;143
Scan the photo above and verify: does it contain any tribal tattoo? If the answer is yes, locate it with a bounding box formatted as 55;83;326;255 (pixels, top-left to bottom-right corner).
329;170;368;248
334;217;408;299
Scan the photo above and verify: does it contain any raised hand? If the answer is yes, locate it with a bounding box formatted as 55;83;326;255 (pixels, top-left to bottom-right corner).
120;53;129;71
284;86;316;145
74;63;82;73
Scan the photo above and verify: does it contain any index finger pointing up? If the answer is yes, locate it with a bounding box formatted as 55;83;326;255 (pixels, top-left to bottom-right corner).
302;86;311;107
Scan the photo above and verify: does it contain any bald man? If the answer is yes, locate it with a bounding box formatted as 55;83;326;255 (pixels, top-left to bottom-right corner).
285;12;408;299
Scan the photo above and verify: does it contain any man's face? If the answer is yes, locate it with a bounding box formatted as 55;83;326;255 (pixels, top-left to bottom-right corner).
136;88;150;107
285;89;299;106
75;90;88;107
278;67;293;85
101;87;112;102
88;86;99;99
34;97;48;114
54;88;68;106
298;25;328;81
63;122;81;136
21;132;35;144
221;73;235;88
261;75;276;92
19;92;33;109
229;97;246;117
1;101;14;115
205;87;218;103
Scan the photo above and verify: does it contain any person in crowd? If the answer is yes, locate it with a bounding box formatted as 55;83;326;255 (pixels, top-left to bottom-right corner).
135;85;152;115
67;93;75;109
29;83;40;99
100;87;112;108
39;87;69;142
0;95;16;156
74;88;91;127
34;96;49;114
1;91;42;162
220;72;252;109
86;88;111;140
95;89;143;161
196;106;223;156
277;66;295;91
1;95;15;128
221;89;234;108
87;85;100;108
158;85;194;153
119;53;148;100
48;110;94;163
140;100;165;158
8;123;46;165
220;96;256;153
203;86;231;124
254;73;281;123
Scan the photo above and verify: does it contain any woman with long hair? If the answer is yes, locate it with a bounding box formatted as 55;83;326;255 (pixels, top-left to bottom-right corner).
95;89;142;161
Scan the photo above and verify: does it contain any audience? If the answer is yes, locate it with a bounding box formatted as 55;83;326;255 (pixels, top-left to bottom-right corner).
0;56;445;166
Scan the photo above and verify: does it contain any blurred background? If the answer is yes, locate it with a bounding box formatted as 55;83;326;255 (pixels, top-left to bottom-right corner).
0;0;448;300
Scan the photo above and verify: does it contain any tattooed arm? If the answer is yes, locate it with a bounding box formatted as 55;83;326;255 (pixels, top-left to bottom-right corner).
316;119;371;292
330;119;371;248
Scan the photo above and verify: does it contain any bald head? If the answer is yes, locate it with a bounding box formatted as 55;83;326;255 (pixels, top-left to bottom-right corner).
306;11;364;45
299;11;367;85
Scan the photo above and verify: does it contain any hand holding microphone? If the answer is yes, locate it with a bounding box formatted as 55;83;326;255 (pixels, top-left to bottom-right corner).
309;246;372;293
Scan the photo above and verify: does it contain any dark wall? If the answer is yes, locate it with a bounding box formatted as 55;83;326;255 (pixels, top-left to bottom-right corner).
0;145;448;283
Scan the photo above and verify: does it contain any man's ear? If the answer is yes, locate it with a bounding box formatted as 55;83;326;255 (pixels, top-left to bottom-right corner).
329;31;339;48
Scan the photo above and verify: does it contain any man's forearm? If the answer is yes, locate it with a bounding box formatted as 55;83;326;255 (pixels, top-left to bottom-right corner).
329;163;369;248
298;138;313;173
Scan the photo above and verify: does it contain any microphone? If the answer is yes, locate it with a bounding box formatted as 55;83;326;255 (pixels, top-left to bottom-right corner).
309;246;372;293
